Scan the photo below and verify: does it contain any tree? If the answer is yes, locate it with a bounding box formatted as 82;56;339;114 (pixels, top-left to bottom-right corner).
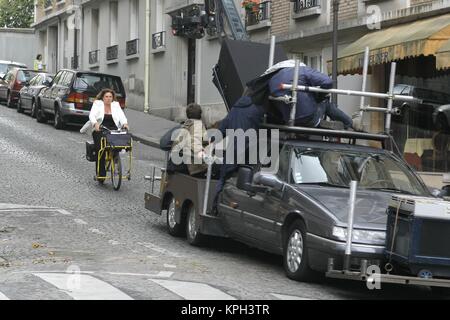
0;0;34;28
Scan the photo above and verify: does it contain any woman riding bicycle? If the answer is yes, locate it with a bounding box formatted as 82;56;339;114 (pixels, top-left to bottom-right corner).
89;89;129;181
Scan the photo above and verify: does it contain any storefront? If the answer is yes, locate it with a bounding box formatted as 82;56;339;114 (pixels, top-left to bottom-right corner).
333;13;450;178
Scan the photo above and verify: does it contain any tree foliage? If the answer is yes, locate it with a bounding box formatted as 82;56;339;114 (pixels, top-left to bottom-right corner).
0;0;34;28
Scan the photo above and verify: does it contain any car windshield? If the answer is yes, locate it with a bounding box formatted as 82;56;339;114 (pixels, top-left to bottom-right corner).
18;70;38;82
73;73;124;96
290;148;428;195
0;63;8;75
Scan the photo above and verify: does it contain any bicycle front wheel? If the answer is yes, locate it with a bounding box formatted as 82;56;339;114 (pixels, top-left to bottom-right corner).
111;152;122;191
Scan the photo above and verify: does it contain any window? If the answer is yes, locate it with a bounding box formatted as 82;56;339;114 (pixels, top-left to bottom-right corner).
52;71;65;85
73;73;124;96
110;1;119;46
91;9;100;51
129;0;139;40
277;146;291;182
155;0;164;32
61;72;74;87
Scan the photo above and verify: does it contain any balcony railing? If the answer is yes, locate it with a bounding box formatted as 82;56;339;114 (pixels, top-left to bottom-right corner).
293;0;320;13
152;31;166;50
106;45;118;61
89;50;99;64
126;39;139;56
245;1;271;27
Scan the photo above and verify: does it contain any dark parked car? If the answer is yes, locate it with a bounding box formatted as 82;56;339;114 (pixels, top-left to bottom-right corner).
36;69;126;129
17;72;54;117
146;139;433;281
393;84;450;131
0;68;38;108
0;60;27;79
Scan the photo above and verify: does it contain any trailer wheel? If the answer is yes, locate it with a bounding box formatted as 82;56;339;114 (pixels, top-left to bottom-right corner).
283;219;316;282
186;204;204;246
166;197;184;237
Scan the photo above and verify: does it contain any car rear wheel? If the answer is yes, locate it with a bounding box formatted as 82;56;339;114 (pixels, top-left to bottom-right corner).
186;204;205;246
36;100;47;123
283;220;316;282
54;106;65;130
17;96;24;113
31;100;37;118
6;92;13;108
166;197;185;237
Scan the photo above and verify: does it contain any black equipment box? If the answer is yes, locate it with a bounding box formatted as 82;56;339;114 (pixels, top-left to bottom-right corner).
385;195;450;278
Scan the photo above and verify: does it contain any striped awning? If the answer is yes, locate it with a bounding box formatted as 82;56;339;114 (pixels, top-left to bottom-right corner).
329;13;450;75
436;38;450;69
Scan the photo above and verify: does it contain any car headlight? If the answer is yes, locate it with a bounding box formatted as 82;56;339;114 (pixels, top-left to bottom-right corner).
332;226;385;245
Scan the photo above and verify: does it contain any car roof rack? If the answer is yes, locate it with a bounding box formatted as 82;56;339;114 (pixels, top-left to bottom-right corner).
261;123;390;143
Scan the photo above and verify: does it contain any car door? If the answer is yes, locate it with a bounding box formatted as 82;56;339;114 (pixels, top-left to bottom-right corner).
22;75;38;108
0;71;13;100
43;71;64;113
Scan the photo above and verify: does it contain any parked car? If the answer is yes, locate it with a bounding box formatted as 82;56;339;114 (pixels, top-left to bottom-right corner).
147;138;434;281
17;72;54;117
36;69;126;129
0;68;38;108
393;84;450;131
0;60;27;79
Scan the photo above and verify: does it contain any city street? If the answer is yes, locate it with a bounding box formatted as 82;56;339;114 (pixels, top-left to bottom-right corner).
0;103;445;300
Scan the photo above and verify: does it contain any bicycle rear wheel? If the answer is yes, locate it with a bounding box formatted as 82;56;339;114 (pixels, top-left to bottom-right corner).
111;152;122;191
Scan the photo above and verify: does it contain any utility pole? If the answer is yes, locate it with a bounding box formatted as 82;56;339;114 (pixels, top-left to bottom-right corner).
332;0;339;104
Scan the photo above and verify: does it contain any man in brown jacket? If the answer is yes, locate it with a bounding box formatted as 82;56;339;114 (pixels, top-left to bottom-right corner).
170;103;208;176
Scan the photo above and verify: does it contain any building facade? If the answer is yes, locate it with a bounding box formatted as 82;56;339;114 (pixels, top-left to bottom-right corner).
269;0;450;181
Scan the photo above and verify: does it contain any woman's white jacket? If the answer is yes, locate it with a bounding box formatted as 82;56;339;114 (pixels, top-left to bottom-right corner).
90;100;128;127
80;100;128;134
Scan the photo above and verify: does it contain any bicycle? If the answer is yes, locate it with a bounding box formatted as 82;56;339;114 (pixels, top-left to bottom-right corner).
94;126;133;191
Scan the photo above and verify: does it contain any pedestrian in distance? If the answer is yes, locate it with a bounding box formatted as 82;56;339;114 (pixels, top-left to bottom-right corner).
88;89;129;181
34;54;44;71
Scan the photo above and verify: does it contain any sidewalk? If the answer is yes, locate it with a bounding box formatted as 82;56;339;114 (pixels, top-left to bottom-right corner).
124;108;179;149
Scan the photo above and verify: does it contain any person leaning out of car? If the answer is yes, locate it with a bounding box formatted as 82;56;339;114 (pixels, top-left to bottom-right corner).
88;89;129;179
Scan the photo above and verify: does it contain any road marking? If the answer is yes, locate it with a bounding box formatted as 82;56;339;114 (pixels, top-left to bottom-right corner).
0;292;10;300
107;271;173;278
73;219;88;225
108;240;120;246
137;242;183;258
271;293;314;300
88;228;105;235
151;280;236;300
164;264;177;269
33;273;133;300
57;209;72;216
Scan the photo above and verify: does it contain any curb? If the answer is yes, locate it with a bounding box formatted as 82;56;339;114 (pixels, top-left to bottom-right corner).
130;133;161;149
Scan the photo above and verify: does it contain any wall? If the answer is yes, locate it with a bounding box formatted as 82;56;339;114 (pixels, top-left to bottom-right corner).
0;29;37;68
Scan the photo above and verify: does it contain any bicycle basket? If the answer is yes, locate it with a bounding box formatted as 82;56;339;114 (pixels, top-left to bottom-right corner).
105;132;132;149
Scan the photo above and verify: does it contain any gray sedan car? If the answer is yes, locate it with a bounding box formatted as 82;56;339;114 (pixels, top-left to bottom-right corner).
147;138;432;282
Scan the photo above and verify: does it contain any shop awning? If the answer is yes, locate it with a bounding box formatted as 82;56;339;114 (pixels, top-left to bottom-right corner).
436;38;450;69
330;13;450;75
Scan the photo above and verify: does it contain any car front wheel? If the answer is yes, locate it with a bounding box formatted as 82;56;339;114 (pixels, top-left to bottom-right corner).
283;220;316;282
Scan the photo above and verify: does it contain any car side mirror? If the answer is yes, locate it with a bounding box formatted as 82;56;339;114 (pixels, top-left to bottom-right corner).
440;185;450;198
255;173;284;192
236;166;269;196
